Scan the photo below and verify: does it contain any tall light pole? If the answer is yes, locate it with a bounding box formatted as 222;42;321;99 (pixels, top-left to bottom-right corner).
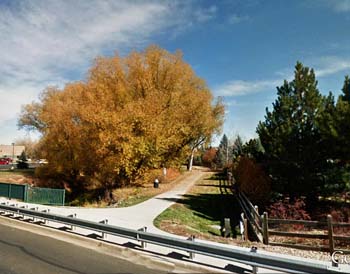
11;143;15;170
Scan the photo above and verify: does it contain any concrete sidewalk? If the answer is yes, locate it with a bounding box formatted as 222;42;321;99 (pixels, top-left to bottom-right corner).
23;169;206;232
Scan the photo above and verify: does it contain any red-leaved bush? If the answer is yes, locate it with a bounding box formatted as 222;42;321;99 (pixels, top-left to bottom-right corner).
268;198;311;220
268;198;311;231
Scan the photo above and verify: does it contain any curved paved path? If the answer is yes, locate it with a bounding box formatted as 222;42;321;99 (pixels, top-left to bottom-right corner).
2;170;206;233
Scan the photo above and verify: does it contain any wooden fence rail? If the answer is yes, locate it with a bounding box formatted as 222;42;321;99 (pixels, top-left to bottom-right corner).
235;189;263;242
264;213;350;254
236;188;350;255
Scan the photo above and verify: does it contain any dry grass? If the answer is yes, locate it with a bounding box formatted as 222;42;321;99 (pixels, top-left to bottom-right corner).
111;167;190;207
0;169;36;185
0;167;188;208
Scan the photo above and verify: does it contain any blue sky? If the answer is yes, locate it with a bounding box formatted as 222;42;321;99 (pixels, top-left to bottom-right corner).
1;0;350;145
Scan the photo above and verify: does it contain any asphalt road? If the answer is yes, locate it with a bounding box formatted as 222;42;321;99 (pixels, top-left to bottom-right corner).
0;165;14;170
0;223;167;274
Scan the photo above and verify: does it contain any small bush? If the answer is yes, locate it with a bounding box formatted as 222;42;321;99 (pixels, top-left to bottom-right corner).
202;148;217;169
268;198;311;220
268;197;311;231
329;209;350;235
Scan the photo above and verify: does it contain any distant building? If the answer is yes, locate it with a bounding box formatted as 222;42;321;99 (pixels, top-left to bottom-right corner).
0;145;25;159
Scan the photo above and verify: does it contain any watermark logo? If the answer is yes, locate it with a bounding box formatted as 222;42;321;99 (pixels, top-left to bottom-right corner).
331;251;350;265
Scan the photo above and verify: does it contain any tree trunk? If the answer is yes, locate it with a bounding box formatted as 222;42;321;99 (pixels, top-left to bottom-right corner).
187;150;194;171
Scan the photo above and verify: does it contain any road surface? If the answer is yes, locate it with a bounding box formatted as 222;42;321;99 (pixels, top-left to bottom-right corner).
0;222;167;274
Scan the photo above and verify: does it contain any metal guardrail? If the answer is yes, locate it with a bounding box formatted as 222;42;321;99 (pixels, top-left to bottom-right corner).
0;202;346;274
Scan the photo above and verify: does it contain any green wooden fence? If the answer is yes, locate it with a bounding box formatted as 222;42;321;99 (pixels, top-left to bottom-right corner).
0;182;65;205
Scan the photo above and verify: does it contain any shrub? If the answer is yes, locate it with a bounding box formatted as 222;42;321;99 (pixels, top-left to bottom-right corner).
202;148;217;169
268;197;311;231
234;156;271;204
268;198;311;220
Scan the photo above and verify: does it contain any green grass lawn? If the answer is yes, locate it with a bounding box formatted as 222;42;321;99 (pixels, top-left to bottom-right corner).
154;173;241;242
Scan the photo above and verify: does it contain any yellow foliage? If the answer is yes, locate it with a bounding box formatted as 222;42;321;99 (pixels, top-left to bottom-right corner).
18;45;224;193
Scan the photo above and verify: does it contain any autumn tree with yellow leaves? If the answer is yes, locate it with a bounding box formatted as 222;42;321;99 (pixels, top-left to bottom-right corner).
18;46;224;201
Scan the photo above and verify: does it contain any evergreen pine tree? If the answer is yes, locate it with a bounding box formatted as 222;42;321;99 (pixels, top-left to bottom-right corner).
334;75;350;162
257;62;328;200
17;151;29;169
215;134;231;168
232;135;244;159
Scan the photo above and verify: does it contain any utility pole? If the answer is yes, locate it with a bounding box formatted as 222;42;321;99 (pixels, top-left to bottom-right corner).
11;143;15;170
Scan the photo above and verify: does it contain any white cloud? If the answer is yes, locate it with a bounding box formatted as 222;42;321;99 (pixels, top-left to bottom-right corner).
0;1;176;86
313;56;350;77
214;79;280;97
194;5;217;23
0;0;216;143
326;0;350;12
215;55;350;98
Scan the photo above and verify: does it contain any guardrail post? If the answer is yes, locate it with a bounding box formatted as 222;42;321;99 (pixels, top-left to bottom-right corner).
262;212;269;245
327;214;334;254
250;246;258;274
99;219;108;239
30;207;39;222
7;204;16;216
0;202;5;214
188;235;195;260
67;213;77;230
14;203;18;218
41;209;50;224
137;227;147;249
19;205;25;218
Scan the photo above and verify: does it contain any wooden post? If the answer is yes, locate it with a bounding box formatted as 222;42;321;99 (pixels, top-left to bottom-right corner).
262;212;269;245
327;214;334;254
254;205;260;226
243;218;248;241
240;213;245;240
224;218;231;238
